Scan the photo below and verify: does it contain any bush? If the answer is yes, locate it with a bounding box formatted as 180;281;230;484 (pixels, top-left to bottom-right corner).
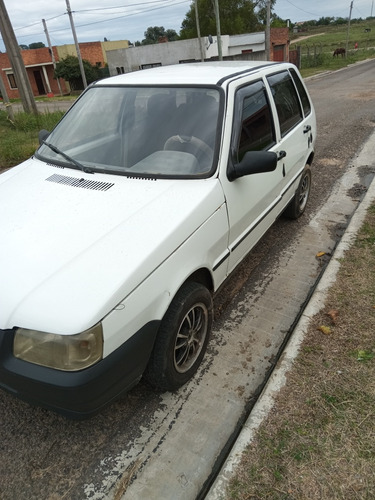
54;55;103;91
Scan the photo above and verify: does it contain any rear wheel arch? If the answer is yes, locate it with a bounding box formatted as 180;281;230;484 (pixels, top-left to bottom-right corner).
307;152;314;166
284;163;312;219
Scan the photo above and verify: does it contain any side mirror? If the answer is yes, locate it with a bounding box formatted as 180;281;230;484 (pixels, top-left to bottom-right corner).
228;150;277;181
38;129;50;145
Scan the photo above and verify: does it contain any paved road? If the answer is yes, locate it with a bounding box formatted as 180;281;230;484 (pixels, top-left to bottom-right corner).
0;59;374;500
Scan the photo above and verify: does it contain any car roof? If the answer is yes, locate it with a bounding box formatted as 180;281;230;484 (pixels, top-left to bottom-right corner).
96;61;285;87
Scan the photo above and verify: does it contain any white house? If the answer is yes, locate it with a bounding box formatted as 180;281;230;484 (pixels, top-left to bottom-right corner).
106;29;289;76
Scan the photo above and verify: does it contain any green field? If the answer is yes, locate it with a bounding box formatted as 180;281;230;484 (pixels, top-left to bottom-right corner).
290;18;375;76
291;17;375;49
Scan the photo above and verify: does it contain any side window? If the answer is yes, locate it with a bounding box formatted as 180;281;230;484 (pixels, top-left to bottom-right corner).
234;80;275;163
267;71;303;137
289;68;311;117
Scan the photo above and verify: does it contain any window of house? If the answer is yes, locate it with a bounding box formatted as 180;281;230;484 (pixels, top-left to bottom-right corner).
267;71;303;137
7;73;17;89
233;80;275;163
140;63;162;70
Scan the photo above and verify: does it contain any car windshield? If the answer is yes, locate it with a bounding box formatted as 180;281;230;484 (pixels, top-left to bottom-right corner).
36;85;221;178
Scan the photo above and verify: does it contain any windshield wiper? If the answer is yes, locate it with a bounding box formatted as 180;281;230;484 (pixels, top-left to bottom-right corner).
42;141;93;174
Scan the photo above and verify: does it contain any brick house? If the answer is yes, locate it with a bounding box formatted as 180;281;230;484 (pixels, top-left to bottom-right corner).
270;28;290;61
0;40;129;99
0;47;68;99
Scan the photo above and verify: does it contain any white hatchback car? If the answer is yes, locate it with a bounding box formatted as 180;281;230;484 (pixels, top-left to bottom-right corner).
0;61;316;417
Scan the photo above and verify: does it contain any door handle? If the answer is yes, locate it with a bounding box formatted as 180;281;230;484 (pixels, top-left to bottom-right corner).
277;150;287;161
303;125;311;134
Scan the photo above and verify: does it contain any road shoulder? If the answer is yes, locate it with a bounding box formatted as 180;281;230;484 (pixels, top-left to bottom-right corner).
206;128;375;499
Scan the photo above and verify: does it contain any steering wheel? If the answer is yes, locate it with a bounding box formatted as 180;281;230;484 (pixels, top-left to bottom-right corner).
164;135;213;171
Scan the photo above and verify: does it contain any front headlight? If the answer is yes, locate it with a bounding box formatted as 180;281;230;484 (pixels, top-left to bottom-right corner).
13;323;103;371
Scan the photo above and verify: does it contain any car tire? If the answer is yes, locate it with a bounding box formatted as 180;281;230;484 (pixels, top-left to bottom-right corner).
144;282;213;392
284;164;311;219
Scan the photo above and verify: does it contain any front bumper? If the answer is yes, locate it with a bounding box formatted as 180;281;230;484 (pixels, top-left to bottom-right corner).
0;321;160;419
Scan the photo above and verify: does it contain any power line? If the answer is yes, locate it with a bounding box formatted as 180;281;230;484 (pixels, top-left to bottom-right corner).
73;0;188;28
282;0;320;18
4;0;188;38
280;0;351;19
76;0;177;14
12;14;66;32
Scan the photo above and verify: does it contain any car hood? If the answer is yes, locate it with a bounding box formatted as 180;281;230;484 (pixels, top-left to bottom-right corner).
0;158;224;333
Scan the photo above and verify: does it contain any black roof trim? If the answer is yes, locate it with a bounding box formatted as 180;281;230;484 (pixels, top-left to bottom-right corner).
216;62;278;86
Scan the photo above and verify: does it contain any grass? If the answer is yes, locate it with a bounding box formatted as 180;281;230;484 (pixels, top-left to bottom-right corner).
290;18;375;47
227;205;375;499
33;95;77;102
0;110;64;170
299;48;375;77
290;18;375;77
0;95;76;104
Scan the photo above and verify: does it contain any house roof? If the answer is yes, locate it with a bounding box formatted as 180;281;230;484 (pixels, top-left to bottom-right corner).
228;32;265;47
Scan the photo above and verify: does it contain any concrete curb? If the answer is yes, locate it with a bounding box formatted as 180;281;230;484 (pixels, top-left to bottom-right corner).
206;130;375;499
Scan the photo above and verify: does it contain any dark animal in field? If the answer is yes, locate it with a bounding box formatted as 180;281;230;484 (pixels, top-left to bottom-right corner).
333;48;346;57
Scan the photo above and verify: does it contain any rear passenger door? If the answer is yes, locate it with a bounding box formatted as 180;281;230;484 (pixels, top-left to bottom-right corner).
266;69;314;193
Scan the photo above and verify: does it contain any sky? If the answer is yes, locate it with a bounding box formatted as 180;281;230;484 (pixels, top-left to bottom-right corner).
0;0;374;52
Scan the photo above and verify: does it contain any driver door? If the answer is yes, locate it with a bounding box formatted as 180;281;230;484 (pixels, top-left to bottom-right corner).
221;78;284;275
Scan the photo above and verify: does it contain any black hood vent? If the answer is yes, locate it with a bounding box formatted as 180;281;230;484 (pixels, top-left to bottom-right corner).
46;173;114;191
47;162;64;169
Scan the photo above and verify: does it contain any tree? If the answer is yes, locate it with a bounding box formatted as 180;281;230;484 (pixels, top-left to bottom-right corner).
28;42;45;49
317;16;334;25
54;55;102;91
333;17;347;25
142;26;178;45
165;29;179;41
179;0;276;39
256;0;279;25
270;15;289;28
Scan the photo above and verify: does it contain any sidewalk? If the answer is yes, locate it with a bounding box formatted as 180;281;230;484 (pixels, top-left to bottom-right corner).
207;130;375;499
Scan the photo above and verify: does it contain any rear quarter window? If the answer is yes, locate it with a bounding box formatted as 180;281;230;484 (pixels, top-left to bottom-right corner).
289;68;311;116
267;71;303;137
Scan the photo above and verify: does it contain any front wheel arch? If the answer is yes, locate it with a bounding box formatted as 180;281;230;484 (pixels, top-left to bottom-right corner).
143;281;213;392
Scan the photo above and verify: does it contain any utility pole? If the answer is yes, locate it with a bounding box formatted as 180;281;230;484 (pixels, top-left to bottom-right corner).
213;0;222;60
265;0;271;60
194;0;205;62
0;73;14;121
0;0;38;113
42;19;63;96
345;1;353;57
65;0;87;89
